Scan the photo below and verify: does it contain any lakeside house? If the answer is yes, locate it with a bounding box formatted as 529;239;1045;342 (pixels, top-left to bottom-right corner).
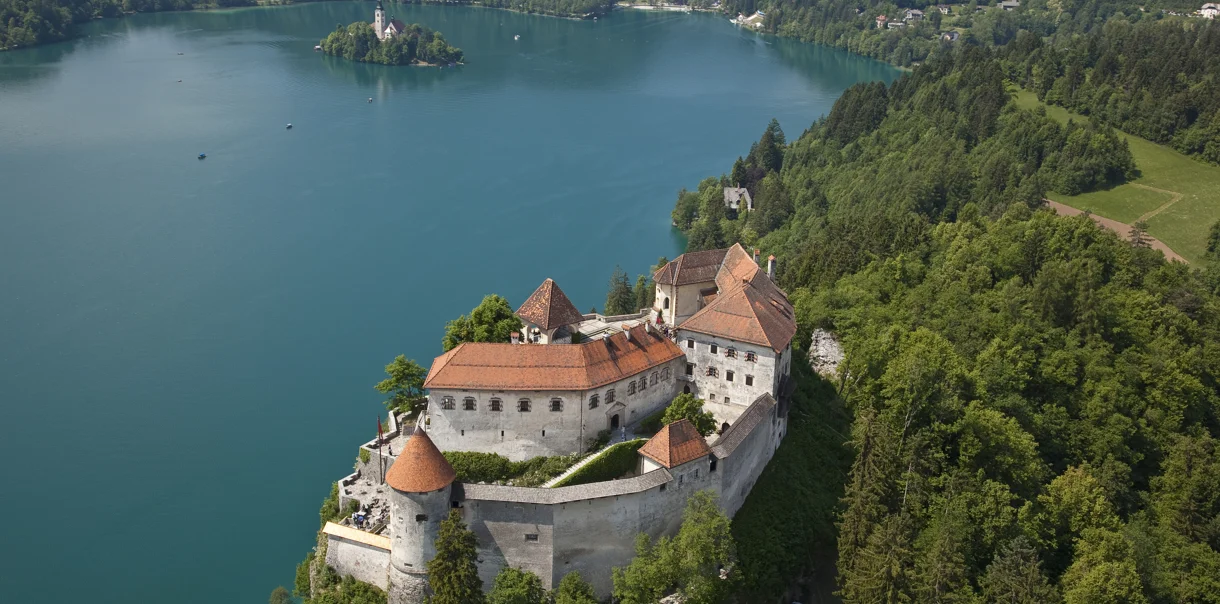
724;186;753;211
876;14;888;28
1000;0;1020;10
904;8;924;22
887;21;907;29
942;31;960;42
936;4;952;14
1202;3;1219;18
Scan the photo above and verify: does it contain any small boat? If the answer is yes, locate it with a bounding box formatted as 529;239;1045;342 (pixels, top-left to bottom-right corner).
198;153;207;160
514;34;520;40
286;123;292;129
314;45;322;51
177;79;182;82
367;97;373;103
177;52;184;55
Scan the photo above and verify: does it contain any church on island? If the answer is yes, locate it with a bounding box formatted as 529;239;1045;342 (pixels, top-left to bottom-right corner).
372;1;406;40
318;243;797;603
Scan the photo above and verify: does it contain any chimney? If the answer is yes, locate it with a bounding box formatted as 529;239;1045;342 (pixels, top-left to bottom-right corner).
753;248;760;264
622;325;632;342
767;255;776;280
511;331;520;344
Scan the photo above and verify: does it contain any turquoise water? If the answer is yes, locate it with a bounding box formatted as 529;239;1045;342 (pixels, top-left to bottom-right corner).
0;4;898;601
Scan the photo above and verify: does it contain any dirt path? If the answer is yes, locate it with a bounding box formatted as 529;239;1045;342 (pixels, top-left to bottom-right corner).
1131;183;1185;222
1044;199;1187;263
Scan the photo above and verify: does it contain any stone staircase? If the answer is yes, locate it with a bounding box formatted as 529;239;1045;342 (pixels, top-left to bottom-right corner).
543;449;605;488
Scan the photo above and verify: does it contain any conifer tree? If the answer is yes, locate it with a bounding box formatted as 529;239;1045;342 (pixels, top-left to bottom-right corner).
980;536;1060;604
604;265;634;315
428;509;484;604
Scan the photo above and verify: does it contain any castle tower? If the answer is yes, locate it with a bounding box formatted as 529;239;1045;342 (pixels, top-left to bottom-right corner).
386;423;457;604
374;1;386;40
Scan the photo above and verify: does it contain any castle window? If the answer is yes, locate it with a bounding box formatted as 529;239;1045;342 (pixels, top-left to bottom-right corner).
662;367;671;381
710;344;718;354
687;339;695;349
709;457;718;472
724;396;730;405
441;396;455;410
650;372;658;386
706;367;718;377
686;363;694;376
638;376;647;391
726;371;734;382
627;381;636;396
550;398;563;412
415;514;428;522
489;398;502;412
525;534;539;542
660;483;667;492
589;394;599;409
679;474;684;486
518;399;531;412
745;375;754;386
725;348;737;359
746;351;757;362
663;297;670;309
463;397;476;411
607;389;616;403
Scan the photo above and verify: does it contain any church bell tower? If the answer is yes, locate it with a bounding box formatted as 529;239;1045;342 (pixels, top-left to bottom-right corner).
374;1;385;39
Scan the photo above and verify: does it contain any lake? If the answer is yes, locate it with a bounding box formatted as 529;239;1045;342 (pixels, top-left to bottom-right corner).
0;4;898;601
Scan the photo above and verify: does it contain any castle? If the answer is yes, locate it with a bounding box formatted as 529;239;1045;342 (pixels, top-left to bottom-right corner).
320;243;797;602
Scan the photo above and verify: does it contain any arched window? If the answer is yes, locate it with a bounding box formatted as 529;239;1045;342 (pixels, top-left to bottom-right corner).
463;397;476;411
663;297;670;309
638;376;647;391
441;396;455;410
518;399;531;412
650;372;658;386
489;398;502;412
662;367;671;381
627;381;636;396
589;394;599;409
606;389;616;403
550;398;563;412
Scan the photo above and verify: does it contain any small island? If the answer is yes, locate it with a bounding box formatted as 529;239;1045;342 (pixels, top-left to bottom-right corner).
318;1;463;66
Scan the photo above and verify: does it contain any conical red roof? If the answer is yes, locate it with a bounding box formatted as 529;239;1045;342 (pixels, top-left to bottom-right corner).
639;419;712;468
386;423;456;493
516;278;585;331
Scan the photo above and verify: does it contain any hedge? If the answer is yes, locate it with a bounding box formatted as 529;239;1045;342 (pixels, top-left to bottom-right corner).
443;451;581;487
551;439;647;488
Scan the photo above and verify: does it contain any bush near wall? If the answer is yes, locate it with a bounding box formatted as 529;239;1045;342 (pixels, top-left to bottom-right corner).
551;439;647;488
443;451;581;487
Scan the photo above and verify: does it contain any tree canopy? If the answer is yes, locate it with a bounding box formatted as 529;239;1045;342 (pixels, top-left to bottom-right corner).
428;509;483;604
319;21;462;66
442;294;523;351
661;393;717;437
487;566;546;604
374;354;427;413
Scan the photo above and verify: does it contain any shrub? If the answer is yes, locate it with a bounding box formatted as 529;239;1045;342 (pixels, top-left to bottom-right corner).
552;439;646;487
443;451;581;487
318;482;340;528
293;552;313;597
661;393;716;436
358;447;371;464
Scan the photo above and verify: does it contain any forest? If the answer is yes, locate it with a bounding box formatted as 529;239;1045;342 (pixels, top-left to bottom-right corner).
402;0;614;18
319;21;462;66
667;43;1220;603
0;0;252;50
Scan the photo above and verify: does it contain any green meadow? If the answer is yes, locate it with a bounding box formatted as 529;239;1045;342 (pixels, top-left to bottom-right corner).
1014;89;1220;263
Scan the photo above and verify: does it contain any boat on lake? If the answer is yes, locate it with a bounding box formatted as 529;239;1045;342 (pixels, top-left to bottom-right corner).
198;153;207;160
286;123;292;129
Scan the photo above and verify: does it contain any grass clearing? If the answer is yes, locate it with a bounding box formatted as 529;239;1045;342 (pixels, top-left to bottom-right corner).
1014;89;1220;263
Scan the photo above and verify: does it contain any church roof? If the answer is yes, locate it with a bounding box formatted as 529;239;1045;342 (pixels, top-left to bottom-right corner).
516;278;585;331
386;424;456;493
653;248;729;286
639;419;712;468
424;324;683;391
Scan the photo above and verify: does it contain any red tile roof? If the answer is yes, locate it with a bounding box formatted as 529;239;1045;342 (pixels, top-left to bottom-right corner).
653;248;729;286
680;268;796;352
639;419;712;468
516;278;585;331
424;324;684;391
386;424;456;493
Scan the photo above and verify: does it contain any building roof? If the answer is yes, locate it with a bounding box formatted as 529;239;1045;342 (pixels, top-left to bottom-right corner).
516;278;585;331
322;522;392;551
711;393;776;459
424;324;684;391
385;424;456;493
639;419;713;468
681;269;796;352
723;187;752;209
653;248;729;286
